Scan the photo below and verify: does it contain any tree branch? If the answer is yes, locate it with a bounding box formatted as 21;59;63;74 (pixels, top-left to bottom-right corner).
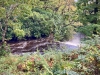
7;3;19;19
0;22;4;31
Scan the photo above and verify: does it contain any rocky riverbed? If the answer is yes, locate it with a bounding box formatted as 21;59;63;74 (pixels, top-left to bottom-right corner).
0;33;85;54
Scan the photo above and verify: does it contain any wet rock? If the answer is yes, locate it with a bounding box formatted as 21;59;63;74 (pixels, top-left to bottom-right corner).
8;37;58;54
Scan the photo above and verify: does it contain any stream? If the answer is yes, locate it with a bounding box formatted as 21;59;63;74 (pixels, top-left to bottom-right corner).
1;33;85;54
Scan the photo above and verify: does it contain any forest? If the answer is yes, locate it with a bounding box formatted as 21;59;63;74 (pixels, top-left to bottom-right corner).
0;0;100;75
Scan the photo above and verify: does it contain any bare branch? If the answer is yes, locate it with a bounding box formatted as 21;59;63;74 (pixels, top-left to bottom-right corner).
7;3;19;19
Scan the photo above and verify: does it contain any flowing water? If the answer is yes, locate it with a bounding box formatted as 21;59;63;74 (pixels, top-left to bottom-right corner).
0;33;85;54
60;33;85;51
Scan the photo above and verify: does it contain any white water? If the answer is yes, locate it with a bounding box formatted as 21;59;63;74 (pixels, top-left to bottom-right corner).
60;33;85;50
65;33;84;45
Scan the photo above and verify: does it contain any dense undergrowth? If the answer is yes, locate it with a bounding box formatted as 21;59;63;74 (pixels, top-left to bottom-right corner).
0;37;100;75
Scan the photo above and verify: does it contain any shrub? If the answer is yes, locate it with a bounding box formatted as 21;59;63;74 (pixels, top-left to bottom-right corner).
0;43;10;56
14;29;25;39
78;24;100;37
63;26;74;40
0;37;100;75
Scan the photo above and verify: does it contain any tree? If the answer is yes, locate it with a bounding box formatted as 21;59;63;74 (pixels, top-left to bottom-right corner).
0;1;19;44
76;0;100;25
0;0;35;43
21;8;54;38
0;0;77;44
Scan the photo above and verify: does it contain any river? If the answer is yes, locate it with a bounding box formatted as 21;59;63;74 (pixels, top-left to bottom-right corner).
0;33;85;54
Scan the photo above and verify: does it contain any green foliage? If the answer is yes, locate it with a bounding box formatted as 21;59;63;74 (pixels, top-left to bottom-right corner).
18;4;33;19
20;7;75;40
53;14;64;41
0;43;10;56
76;0;100;25
75;38;100;75
0;26;13;41
0;47;7;56
63;26;74;40
0;0;76;41
78;24;100;37
0;7;6;18
14;29;25;39
52;14;75;41
54;25;74;41
0;0;35;41
21;8;53;38
0;54;30;75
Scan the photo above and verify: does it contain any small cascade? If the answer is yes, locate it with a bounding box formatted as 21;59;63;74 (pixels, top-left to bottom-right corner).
59;33;85;50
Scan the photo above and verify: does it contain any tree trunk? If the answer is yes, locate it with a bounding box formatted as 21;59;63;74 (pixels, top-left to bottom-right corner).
0;18;8;51
2;18;8;43
93;0;98;24
2;25;7;44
